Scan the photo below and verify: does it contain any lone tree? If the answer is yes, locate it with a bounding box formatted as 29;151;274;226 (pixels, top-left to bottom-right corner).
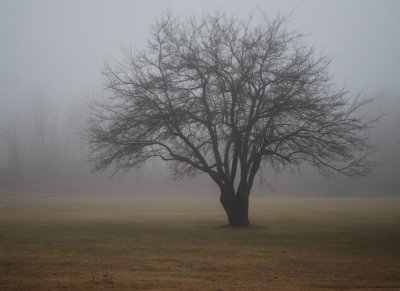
89;12;375;227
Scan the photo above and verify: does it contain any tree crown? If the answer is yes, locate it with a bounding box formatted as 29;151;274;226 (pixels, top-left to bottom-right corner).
89;12;375;190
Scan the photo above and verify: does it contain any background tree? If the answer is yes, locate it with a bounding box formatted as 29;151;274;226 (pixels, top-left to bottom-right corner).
89;12;375;227
0;121;21;175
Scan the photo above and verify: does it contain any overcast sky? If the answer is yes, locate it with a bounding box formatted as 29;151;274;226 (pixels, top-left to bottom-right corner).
1;0;399;110
1;0;399;196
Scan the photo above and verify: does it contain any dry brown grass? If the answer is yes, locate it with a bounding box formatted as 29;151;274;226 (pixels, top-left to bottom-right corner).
0;192;399;290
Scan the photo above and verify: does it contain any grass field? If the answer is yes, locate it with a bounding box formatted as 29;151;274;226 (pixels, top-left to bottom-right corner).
0;192;399;290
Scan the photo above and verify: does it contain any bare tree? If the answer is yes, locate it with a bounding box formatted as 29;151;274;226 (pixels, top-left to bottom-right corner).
89;12;375;226
0;121;21;175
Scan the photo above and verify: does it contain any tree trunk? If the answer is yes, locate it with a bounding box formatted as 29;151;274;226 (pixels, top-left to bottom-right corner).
220;189;250;227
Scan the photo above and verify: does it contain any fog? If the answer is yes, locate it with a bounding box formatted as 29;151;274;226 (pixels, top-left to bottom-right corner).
1;0;399;197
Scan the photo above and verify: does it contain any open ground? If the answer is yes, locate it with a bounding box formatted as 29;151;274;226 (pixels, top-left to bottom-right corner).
0;192;399;290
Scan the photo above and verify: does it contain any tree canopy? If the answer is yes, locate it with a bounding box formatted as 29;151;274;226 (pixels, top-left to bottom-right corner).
89;12;375;226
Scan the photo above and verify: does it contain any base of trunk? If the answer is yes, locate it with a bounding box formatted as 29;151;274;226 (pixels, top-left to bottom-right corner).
220;190;250;228
227;216;250;227
222;223;249;228
226;222;250;228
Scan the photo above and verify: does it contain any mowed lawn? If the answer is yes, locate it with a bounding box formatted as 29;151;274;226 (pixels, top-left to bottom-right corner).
0;192;399;290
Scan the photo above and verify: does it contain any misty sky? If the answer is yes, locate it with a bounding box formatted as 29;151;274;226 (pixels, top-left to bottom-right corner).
1;0;400;109
1;0;400;196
